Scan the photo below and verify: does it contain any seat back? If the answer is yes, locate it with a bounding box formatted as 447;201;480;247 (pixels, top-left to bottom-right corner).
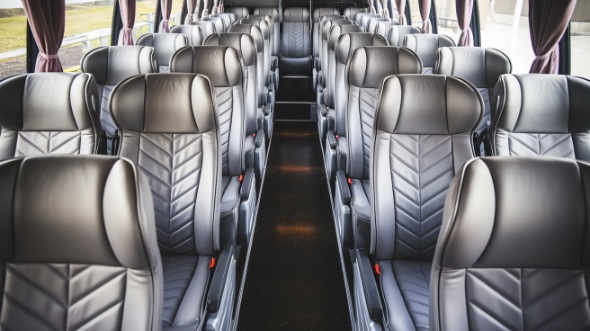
192;20;217;40
371;74;482;260
344;7;365;20
227;6;249;20
201;16;226;32
333;33;387;137
326;24;363;108
281;7;311;58
403;34;455;73
247;14;275;58
321;19;352;88
376;20;398;38
253;7;280;56
316;15;344;70
488;74;590;160
354;12;373;24
171;47;245;177
216;13;235;27
387;25;420;46
170;24;204;45
432;157;590;331
111;73;221;256
136;33;189;72
361;13;379;30
347;47;423;180
80;46;156;148
313;8;341;64
0;155;162;331
0;73;102;160
367;17;390;33
240;17;271;85
435;47;512;148
230;23;266;109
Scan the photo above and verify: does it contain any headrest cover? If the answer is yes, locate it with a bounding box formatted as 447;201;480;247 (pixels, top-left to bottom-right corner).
229;24;264;52
240;18;270;39
376;75;482;135
111;73;217;133
387;25;421;47
0;73;99;131
403;34;456;67
313;8;341;21
329;24;363;50
0;156;155;269
283;7;310;22
170;46;243;87
336;33;387;65
204;33;257;67
81;46;155;85
348;47;422;88
439;157;590;269
170;25;204;46
435;47;512;88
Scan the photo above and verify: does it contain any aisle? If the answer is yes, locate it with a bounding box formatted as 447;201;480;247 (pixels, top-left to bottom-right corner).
237;121;351;330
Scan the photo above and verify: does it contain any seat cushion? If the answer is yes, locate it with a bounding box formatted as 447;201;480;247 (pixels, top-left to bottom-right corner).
378;260;431;331
162;255;211;330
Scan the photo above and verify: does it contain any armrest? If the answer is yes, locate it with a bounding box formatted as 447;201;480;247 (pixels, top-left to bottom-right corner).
255;129;265;148
336;170;351;205
271;56;278;70
353;249;383;322
207;245;237;313
326;130;337;149
240;168;255;200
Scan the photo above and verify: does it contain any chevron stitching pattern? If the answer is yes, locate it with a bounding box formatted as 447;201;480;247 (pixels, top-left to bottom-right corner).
100;85;116;135
393;261;431;331
1;263;126;331
496;129;575;159
285;23;308;57
16;131;83;157
359;88;379;179
466;268;590;330
391;135;454;260
215;87;234;175
139;133;203;255
161;255;198;326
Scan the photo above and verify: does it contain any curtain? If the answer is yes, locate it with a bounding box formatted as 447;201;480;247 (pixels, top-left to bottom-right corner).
211;0;219;15
22;0;65;72
456;0;474;46
420;0;431;33
118;0;135;45
159;0;172;32
202;0;209;17
395;0;406;24
529;0;576;73
185;0;198;24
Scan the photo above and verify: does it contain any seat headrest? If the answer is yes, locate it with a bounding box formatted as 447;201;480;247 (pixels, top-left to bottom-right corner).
136;33;189;66
170;24;204;45
439;157;590;269
349;47;422;88
319;14;344;24
376;75;482;134
170;46;243;87
204;33;257;67
0;156;156;269
283;7;310;22
435;47;512;88
81;46;155;85
111;73;217;133
387;25;420;47
376;20;399;36
313;8;341;22
253;7;279;20
492;74;590;133
228;6;250;20
323;19;351;39
201;16;225;32
329;24;363;51
0;73;99;131
229;23;264;52
368;17;390;33
239;18;270;39
192;20;217;35
336;33;388;65
247;14;273;24
403;34;456;67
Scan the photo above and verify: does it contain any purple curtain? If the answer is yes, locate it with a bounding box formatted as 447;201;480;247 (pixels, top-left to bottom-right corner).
420;0;431;33
529;0;576;74
118;0;135;45
395;0;406;24
185;0;198;24
22;0;65;72
456;0;474;46
159;0;172;32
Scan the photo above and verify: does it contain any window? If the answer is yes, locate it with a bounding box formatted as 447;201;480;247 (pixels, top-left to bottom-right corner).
408;0;422;27
569;1;590;78
169;0;185;27
0;3;28;79
136;0;157;39
479;0;535;74
434;0;461;42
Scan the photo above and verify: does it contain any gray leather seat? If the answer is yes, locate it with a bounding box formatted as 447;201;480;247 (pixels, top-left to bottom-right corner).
488;74;590;160
247;13;279;89
333;48;422;250
170;47;257;246
344;7;365;20
240;17;273;90
111;73;234;330
432;157;590;330
435;47;512;155
323;33;387;183
81;46;156;154
353;75;482;331
313;14;343;90
253;7;280;61
216;13;236;28
360;13;379;31
229;23;274;140
0;73;103;159
403;34;455;73
375;20;399;38
313;8;341;84
227;6;249;20
136;33;189;72
0;155;162;330
204;32;267;179
170;24;204;45
281;7;312;75
200;16;226;33
387;25;420;46
192;20;217;40
367;17;390;33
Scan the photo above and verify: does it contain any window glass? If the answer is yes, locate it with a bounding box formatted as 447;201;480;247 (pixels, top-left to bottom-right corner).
0;3;28;79
408;0;422;27
169;0;185;27
434;0;461;42
479;0;534;73
570;2;590;78
136;0;157;39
